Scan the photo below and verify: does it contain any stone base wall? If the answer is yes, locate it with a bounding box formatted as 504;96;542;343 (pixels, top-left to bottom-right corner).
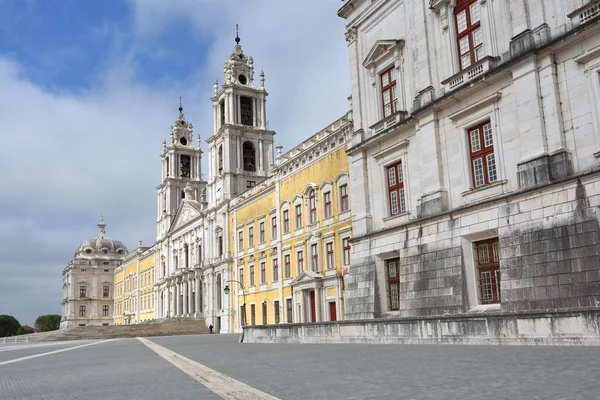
243;308;600;346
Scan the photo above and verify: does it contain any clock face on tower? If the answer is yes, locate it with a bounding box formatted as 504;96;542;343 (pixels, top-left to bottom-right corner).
180;137;187;146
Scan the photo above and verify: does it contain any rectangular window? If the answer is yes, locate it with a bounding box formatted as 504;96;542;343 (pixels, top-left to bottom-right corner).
343;238;351;266
259;222;265;244
240;304;247;326
284;255;291;279
295;204;303;229
283;210;290;233
262;302;268;325
387;161;406;215
238;231;244;251
240;96;254;126
286;298;293;323
297;250;304;274
380;67;398;118
311;243;319;272
340;184;349;213
218;236;223;257
103;286;109;298
260;262;266;285
250;265;255;286
246;180;256;188
273;258;279;282
198;245;202;264
79;305;86;317
80;286;86;298
455;0;483;70
249;226;254;248
323;191;332;219
468;121;496;187
326;242;334;270
239;267;245;288
385;258;400;310
251;304;256;326
271;216;278;240
309;190;317;224
474;238;501;304
274;301;280;324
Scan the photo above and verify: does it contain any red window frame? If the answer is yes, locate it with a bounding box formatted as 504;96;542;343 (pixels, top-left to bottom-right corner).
259;222;265;244
309;190;317;224
297;250;304;274
326;242;334;269
467;120;496;188
387;160;406;215
273;258;279;282
284;255;291;279
340;184;349;213
238;231;244;250
250;265;255;286
249;226;254;248
343;238;351;266
271;216;278;239
295;204;303;229
380;67;397;118
455;0;483;70
283;210;290;233
385;258;400;310
474;238;501;304
260;262;266;284
324;191;332;219
311;243;319;272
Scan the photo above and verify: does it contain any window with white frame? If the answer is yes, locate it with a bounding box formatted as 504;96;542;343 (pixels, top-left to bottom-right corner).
259;221;265;244
380;66;398;118
273;258;279;282
308;189;317;224
249;226;254;248
297;250;304;274
250;265;255;286
260;262;266;285
283;209;290;233
238;231;244;252
284;254;291;279
311;243;319;272
385;258;400;311
387;160;406;215
295;204;303;229
326;242;334;270
455;0;483;70
342;238;351;266
239;267;245;288
467;120;497;188
339;184;349;213
271;216;277;240
323;191;332;219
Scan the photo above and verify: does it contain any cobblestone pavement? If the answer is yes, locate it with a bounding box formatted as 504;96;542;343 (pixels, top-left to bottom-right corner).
1;334;600;399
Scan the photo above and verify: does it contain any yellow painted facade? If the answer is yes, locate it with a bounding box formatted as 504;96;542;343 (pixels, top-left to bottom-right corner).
228;112;353;331
113;246;155;325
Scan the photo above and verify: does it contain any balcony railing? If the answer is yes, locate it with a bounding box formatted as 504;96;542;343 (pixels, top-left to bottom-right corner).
368;110;408;138
568;0;600;25
442;56;499;93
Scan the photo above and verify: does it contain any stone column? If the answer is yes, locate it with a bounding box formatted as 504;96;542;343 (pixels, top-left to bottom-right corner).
315;288;322;322
195;277;201;316
174;283;179;317
188;279;193;315
165;286;170;318
183;279;188;316
299;292;305;323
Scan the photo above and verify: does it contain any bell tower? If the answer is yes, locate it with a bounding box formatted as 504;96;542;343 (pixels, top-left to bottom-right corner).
206;26;276;205
156;100;206;240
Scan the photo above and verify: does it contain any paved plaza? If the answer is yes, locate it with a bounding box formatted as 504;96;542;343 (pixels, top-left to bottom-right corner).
1;334;599;399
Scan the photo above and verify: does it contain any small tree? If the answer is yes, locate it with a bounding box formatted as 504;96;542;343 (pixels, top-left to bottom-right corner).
34;314;61;332
0;315;21;337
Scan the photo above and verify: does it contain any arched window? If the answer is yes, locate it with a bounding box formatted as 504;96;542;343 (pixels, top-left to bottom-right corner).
243;141;256;172
218;145;223;173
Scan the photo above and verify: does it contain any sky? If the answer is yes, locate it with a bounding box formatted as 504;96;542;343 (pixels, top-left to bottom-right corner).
0;0;350;325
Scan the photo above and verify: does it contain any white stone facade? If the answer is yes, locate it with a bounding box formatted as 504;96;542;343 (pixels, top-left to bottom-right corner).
339;0;600;319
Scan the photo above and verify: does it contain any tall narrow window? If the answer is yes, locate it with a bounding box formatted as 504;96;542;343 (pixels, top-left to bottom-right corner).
218;236;223;257
251;304;256;326
243;141;256;172
80;286;86;298
274;301;280;324
239;267;245;288
323;191;332;219
240;305;247;326
273;258;279;282
283;210;290;233
340;184;349;213
180;155;191;178
387;161;406;215
284;255;291;279
260;262;266;284
249;226;254;248
343;238;351;266
198;245;202;265
259;222;265;244
311;243;319;272
79;305;86;317
286;298;293;323
474;238;500;304
295;204;303;229
309;189;317;224
297;250;304;274
326;242;334;270
103;286;109;298
250;265;255;286
380;67;398;118
455;0;483;70
218;145;223;173
385;258;400;311
468;120;496;187
184;244;189;268
240;96;253;126
175;256;179;270
271;216;278;240
219;100;225;126
238;231;244;251
262;302;268;325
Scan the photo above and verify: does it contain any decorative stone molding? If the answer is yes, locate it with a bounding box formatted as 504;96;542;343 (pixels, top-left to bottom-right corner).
568;0;600;26
441;56;500;93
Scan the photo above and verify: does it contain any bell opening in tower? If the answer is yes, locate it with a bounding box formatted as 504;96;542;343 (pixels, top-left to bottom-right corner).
180;155;191;178
220;100;225;127
218;145;223;174
243;141;256;172
240;96;253;126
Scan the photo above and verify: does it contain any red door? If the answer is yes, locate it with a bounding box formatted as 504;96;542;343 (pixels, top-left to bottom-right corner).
310;291;316;322
329;302;337;322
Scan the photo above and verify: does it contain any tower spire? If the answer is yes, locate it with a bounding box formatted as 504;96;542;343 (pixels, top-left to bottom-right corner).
235;23;240;44
179;96;183;113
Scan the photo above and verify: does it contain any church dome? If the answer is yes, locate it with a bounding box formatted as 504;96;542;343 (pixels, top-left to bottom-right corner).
75;218;128;259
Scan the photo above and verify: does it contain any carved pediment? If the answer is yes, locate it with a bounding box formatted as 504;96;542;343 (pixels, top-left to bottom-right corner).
362;39;404;69
169;201;202;233
292;270;323;284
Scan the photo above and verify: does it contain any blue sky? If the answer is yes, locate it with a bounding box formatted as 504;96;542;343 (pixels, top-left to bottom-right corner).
0;0;350;325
